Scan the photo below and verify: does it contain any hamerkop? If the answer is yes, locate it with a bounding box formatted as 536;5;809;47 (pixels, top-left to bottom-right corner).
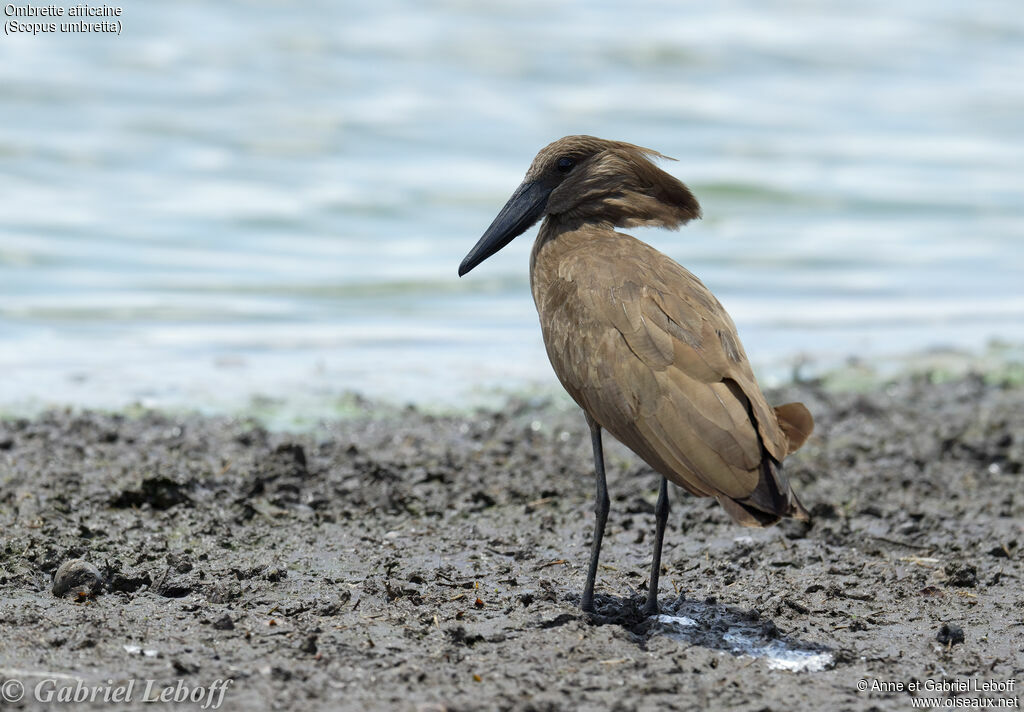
458;136;814;615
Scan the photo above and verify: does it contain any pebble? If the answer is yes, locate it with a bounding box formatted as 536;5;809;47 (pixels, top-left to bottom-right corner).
936;623;965;646
52;559;105;598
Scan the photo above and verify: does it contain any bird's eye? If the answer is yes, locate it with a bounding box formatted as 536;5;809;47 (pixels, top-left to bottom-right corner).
556;156;575;173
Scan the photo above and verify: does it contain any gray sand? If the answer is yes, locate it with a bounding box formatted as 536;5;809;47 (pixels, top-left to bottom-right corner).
1;374;1022;710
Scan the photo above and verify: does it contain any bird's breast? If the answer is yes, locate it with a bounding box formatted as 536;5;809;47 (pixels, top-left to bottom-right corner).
528;224;592;313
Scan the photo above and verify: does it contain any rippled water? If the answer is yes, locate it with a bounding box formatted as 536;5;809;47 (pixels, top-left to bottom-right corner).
1;1;1022;413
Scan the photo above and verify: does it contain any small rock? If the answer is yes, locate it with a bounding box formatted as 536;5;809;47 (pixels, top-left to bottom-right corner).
265;567;287;582
275;442;307;468
110;476;191;511
207;581;242;604
944;562;978;588
936;623;964;646
153;570;193;598
808;502;837;520
987;541;1017;559
52;559;104;598
108;571;152;594
167;553;193;574
172;658;200;675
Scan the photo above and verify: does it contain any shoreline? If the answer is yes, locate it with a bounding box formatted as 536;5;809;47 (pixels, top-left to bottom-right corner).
1;367;1022;710
2;340;1022;431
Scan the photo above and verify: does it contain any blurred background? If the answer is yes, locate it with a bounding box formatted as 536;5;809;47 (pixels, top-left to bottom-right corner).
1;0;1022;418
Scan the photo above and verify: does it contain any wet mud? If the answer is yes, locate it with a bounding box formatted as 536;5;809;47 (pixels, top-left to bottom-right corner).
1;373;1022;710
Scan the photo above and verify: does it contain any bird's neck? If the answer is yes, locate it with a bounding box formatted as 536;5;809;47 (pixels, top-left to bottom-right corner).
529;217;615;295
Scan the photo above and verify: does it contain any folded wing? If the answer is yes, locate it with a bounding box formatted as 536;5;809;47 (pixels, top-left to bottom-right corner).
537;233;812;522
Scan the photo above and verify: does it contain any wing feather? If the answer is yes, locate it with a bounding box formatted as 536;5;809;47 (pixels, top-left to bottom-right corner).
537;232;793;500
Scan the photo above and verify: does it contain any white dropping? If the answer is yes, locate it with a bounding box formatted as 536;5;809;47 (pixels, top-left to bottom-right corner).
654;612;834;673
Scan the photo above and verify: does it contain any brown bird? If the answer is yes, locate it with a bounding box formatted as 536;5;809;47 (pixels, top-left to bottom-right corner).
458;136;814;615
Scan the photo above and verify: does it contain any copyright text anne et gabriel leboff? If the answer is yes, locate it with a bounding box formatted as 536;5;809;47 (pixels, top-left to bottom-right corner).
857;677;1019;708
2;677;232;709
859;678;1017;694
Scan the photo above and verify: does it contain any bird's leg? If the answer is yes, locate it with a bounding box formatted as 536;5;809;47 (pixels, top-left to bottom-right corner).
581;414;610;613
642;476;670;616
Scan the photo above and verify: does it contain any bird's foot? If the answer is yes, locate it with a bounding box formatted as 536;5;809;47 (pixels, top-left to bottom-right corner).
641;598;659;618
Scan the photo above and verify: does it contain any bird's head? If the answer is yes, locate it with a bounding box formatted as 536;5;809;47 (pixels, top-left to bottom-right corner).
458;135;701;276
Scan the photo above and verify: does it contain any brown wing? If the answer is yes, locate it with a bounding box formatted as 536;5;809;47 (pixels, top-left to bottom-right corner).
536;232;796;501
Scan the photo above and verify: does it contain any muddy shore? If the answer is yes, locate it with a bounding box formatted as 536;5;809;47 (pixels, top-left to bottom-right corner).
1;372;1022;711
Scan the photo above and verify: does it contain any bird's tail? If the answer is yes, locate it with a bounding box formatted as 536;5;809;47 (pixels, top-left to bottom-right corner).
774;401;814;454
717;398;814;527
717;455;810;528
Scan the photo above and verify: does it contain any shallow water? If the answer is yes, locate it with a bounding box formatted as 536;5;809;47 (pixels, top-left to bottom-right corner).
1;1;1022;413
657;613;835;673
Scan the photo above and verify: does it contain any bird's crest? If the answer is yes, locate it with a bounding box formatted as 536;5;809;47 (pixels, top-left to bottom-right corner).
532;135;702;229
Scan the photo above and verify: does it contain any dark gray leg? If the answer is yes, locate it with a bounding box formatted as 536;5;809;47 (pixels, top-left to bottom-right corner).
642;476;670;616
581;414;610;613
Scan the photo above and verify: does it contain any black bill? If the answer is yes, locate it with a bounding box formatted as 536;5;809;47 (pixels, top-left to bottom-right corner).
458;180;551;276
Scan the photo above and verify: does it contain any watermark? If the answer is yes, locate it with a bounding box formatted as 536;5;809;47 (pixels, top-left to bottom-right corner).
0;675;233;708
3;3;123;36
855;677;1019;709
